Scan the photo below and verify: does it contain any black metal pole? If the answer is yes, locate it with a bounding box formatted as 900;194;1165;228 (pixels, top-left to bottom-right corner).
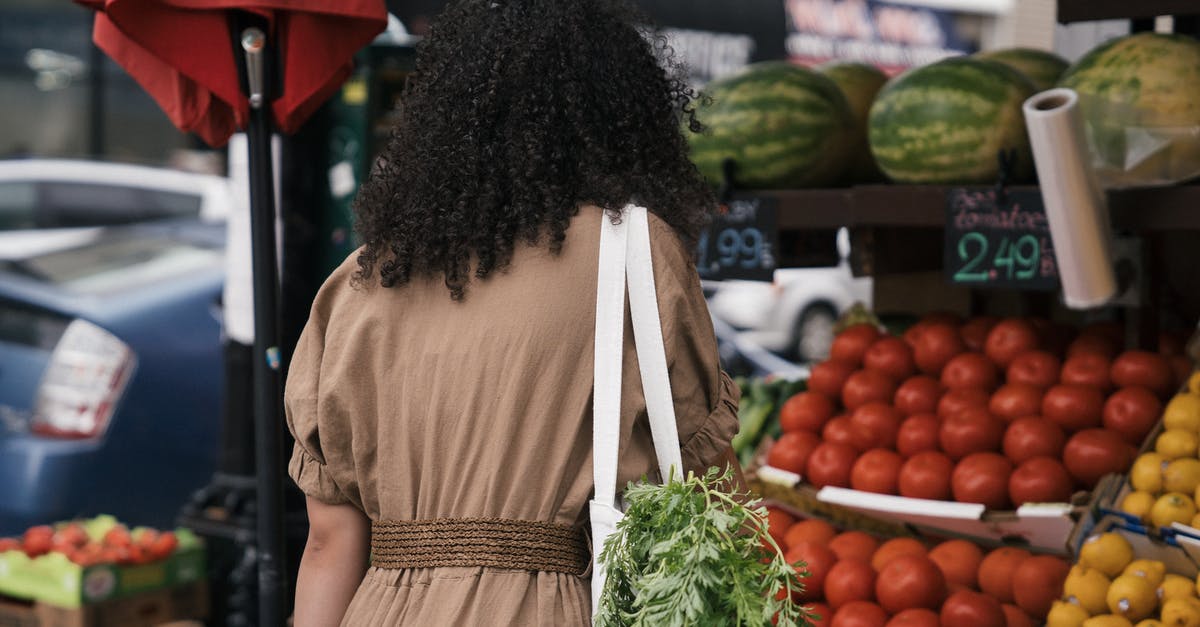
87;19;106;158
239;25;288;627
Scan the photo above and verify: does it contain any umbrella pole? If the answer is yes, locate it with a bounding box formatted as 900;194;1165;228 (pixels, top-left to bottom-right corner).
240;26;288;627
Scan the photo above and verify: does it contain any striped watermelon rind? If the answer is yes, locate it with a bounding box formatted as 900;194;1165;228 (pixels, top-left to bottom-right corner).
817;61;889;183
974;48;1069;93
688;61;856;189
867;57;1036;185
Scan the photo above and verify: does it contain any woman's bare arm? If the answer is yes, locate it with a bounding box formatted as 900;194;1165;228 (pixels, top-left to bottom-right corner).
294;497;370;627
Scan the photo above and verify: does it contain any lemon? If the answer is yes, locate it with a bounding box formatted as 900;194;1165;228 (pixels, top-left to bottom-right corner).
1165;394;1200;432
1049;600;1093;627
1081;533;1136;578
1162;573;1197;603
1124;560;1167;587
1107;573;1159;621
1158;430;1200;461
1083;616;1134;627
1067;564;1116;615
1162;597;1200;627
1188;371;1200;396
1151;493;1198;529
1166;459;1200;495
1123;491;1158;522
1132;453;1169;494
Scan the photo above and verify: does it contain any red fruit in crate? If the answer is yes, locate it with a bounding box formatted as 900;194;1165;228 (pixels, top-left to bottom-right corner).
942;353;999;390
977;546;1030;604
894;376;944;416
938;387;991;419
1042;384;1105;432
1008;456;1074;506
951;452;1013;510
927;539;983;590
0;538;20;552
824;416;861;451
1011;554;1069;618
780;391;836;434
850;402;903;450
1063;428;1136;489
1006;350;1061;389
785;540;837;602
875;554;946;613
832;325;883;367
843;370;897;412
810;360;858;399
125;543;151;565
784;519;837;548
831;601;888;627
103;526;132;549
806;442;858;489
896;414;940;458
898;451;953;501
1002;417;1066;465
910;322;966;376
150;532;178;561
98;547;124;565
806;601;832;627
960;316;1000;353
886;608;940;627
940;589;1006;627
1102;385;1162;445
1061;353;1113;390
830;531;879;563
825;559;877;609
768;431;822;475
939;408;1005;461
851;449;903;495
22;526;53;557
988;383;1044;422
765;508;795;552
865;337;916;381
53;524;88;549
985;319;1041;369
1001;604;1034;627
1111;350;1175;398
871;537;927;572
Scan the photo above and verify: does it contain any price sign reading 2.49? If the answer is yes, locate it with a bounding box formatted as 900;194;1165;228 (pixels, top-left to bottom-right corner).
697;196;779;282
944;189;1059;291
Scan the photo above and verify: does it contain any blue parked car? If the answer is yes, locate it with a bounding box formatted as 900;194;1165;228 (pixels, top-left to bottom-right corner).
0;221;225;534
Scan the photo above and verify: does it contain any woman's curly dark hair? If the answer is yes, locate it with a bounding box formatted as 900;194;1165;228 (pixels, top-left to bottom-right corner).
352;0;716;298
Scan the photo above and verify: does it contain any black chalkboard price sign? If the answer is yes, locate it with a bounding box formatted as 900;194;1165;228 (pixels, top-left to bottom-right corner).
696;196;778;282
944;188;1059;291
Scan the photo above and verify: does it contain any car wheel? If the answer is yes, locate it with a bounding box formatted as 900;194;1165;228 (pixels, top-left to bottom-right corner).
794;304;837;363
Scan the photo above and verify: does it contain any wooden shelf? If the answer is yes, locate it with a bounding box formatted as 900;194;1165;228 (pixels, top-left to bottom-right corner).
1057;0;1200;23
760;184;1200;231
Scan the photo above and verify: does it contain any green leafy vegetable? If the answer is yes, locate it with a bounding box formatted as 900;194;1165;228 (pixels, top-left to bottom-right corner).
595;467;815;627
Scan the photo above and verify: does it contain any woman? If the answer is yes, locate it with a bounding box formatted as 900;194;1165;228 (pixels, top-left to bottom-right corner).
285;0;741;624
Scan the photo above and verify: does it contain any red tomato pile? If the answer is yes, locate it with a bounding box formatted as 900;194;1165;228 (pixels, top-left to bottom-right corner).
766;508;1067;626
766;316;1189;510
0;522;179;567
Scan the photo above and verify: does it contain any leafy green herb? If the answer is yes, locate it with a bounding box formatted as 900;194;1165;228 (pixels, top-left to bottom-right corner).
595;467;815;627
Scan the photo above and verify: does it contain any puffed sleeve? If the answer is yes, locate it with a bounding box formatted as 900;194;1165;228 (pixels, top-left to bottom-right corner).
649;217;741;474
284;278;355;507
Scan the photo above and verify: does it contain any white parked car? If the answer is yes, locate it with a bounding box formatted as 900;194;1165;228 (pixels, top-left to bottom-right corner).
706;229;872;363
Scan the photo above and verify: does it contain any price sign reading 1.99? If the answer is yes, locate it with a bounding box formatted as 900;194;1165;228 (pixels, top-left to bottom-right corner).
944;189;1059;291
697;196;778;282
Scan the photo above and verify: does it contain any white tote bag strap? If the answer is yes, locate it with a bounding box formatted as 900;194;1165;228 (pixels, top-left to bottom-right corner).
592;207;629;509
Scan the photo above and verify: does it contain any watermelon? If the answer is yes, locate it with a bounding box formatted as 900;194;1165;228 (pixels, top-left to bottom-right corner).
688;61;856;189
1058;32;1200;186
974;48;1069;92
868;57;1036;184
817;61;889;183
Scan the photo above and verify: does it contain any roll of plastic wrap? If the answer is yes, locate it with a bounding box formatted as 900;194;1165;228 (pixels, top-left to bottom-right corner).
1023;88;1117;309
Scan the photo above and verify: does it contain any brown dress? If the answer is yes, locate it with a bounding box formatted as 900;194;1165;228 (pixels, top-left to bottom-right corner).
284;205;740;625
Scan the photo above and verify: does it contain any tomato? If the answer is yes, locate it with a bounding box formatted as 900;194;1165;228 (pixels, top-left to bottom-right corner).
806;602;832;627
832;324;884;367
1011;555;1069;618
823;417;861;451
896;414;940;458
1041;384;1105;432
1001;604;1034;627
806;442;859;488
960;316;1000;351
810;360;858;399
875;554;946;613
767;431;823;474
785;540;838;601
843;370;898;412
1067;334;1118;360
939;408;1005;460
851;449;904;495
941;353;999;390
825;559;878;609
850;402;903;451
765;508;796;552
940;589;1006;627
830;531;879;563
1008;457;1074;506
785;519;838;548
1060;353;1113;390
1102;385;1163;445
937;387;991;419
1006;351;1061;389
780;391;837;434
977;547;1030;605
985;319;1041;369
898;451;954;501
1002;417;1066;465
911;322;966;376
864;337;916;381
927;539;983;590
1063;428;1135;489
885;608;940;627
1111;350;1175;398
951;453;1013;510
831;601;888;627
871;537;927;571
988;383;1044;423
894;376;944;416
1171;355;1193;389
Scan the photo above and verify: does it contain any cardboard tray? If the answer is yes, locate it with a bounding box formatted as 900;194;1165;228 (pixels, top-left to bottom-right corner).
0;581;206;627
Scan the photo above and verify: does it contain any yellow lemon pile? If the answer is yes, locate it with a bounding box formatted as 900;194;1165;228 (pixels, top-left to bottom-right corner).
1122;382;1200;530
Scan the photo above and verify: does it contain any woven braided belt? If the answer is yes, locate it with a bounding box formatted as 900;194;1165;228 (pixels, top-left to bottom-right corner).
370;517;590;576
